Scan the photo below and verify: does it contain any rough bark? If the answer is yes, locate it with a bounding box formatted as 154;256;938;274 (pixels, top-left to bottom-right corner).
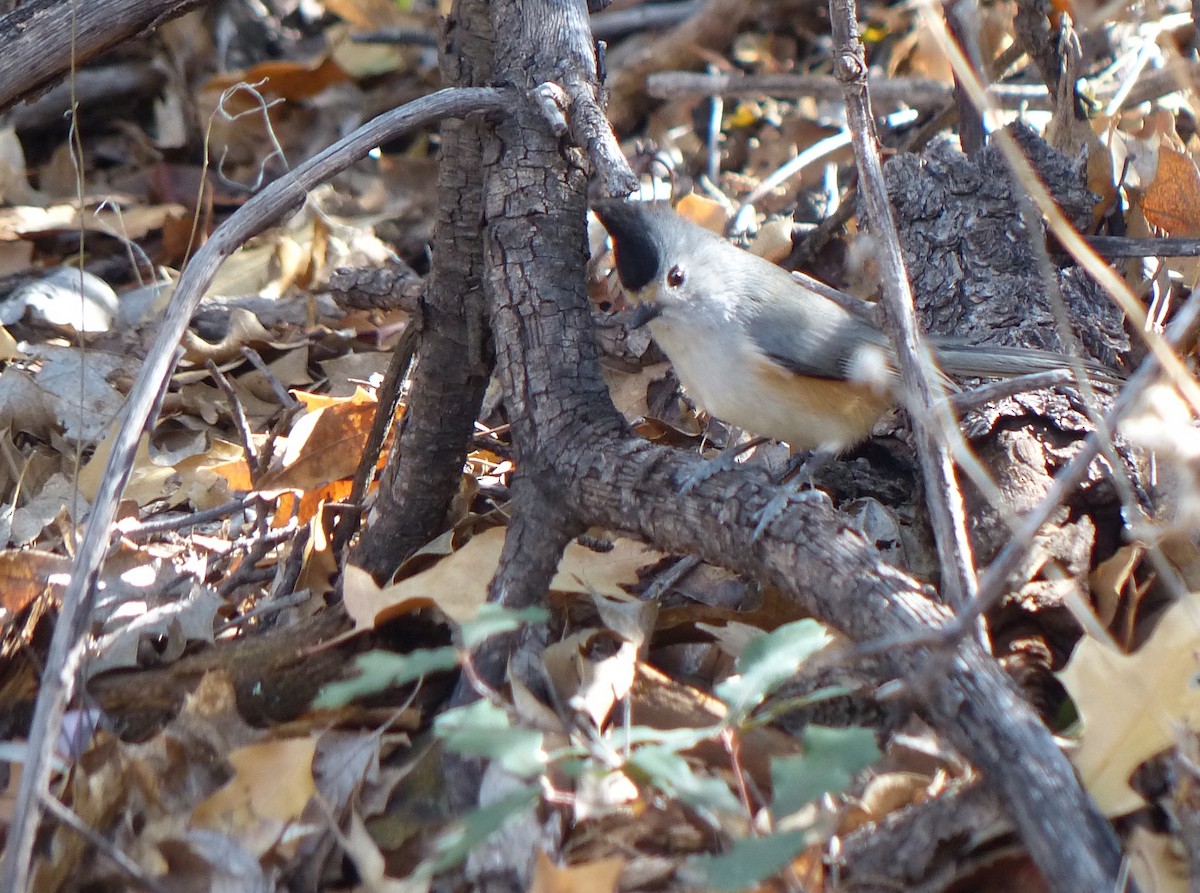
465;2;1127;890
886;127;1129;611
0;0;209;114
835;781;1016;892
352;0;497;576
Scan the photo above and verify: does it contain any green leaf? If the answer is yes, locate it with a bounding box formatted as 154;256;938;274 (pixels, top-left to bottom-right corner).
313;648;460;708
429;786;540;873
434;699;545;778
715;620;830;719
619;725;720;751
459;604;549;648
771;726;881;817
628;746;741;815
684;830;810;890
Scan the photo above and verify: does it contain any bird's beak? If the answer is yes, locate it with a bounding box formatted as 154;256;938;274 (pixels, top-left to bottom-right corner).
627;301;662;328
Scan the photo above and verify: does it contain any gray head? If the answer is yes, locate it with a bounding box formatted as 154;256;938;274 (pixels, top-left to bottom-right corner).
593;201;745;322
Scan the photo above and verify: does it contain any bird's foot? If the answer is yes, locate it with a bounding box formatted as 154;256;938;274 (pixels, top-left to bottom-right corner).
751;450;834;540
752;486;830;540
678;435;767;494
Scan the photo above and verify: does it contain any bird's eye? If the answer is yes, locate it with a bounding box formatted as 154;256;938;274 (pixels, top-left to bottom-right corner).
666;265;686;288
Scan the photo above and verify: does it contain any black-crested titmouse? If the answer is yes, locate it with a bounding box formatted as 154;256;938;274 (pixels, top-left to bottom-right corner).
595;200;1119;452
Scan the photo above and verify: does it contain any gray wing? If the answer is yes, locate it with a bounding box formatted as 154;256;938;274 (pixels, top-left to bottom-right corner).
745;283;892;382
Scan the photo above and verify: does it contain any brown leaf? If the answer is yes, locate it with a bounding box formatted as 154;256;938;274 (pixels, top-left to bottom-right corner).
528;850;624;893
0;203;187;241
366;528;663;627
675;193;728;233
1143;146;1200;236
0;549;66;619
1059;590;1200;814
191;736;318;857
204;58;350;102
258;396;377;491
1128;827;1188;893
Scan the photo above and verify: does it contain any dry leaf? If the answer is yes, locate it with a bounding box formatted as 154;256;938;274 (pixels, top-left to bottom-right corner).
0;203;187;242
747;216;795;263
1089;544;1143;629
258;397;377;491
359;528;663;627
1059;591;1200;814
1143;146;1200;236
204;58;350;102
0;549;67;619
1128;827;1188;893
191;736;318;857
542;631;638;729
675;194;728;233
78;431;178;507
528;850;624;893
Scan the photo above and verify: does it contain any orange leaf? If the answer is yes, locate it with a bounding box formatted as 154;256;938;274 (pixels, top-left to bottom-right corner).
0;550;66;618
191;737;317;858
273;478;355;527
529;851;624;893
209;457;254;492
259;400;376;491
1143;146;1200;236
675;194;728;233
205;58;349;102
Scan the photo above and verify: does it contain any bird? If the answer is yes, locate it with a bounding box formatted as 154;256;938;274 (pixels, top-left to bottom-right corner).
594;200;1120;456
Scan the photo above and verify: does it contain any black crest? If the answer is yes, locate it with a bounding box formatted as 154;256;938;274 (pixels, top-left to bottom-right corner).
593;201;662;292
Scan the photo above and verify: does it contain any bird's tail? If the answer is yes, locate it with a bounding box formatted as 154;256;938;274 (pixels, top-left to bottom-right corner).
932;341;1124;386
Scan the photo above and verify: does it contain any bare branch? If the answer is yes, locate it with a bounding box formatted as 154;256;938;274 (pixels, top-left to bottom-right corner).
0;85;510;893
828;0;979;614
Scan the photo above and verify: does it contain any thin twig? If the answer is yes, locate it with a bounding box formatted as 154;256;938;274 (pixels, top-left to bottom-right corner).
215;587;313;636
122;495;260;540
643;554;703;600
240;347;300;412
591;0;700;39
332;320;422;557
604;0;749;133
786;192;859;268
948;370;1073;409
217;521;297;599
916;0;1193;621
648;70;968;107
206;360;260;481
952;286;1200;642
920;12;1200;414
1084;235;1200;258
350;28;439;47
829;0;979;613
39;794;170;893
944;0;987;156
841;287;1200;663
646;58;1198;111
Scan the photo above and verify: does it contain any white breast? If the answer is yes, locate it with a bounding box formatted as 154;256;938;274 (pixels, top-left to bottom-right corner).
648;315;891;452
650;314;752;420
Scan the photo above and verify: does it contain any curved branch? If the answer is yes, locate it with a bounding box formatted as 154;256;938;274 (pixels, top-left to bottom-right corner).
0;85;509;893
